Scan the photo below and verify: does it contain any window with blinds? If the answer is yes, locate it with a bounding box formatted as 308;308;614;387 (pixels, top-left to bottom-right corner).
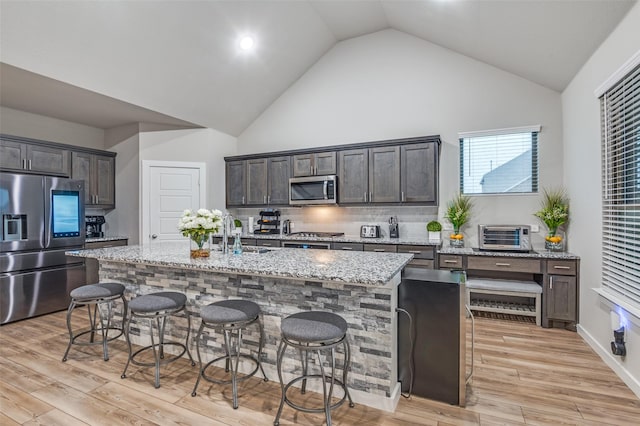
600;62;640;309
459;126;539;195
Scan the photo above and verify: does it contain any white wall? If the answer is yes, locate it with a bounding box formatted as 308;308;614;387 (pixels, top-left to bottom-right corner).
0;106;104;149
562;3;640;396
139;128;237;211
104;126;140;244
238;29;563;248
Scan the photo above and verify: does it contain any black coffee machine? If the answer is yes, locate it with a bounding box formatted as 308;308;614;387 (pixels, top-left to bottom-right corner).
85;215;105;238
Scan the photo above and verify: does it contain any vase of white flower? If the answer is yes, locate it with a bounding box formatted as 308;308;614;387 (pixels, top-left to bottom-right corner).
178;208;223;258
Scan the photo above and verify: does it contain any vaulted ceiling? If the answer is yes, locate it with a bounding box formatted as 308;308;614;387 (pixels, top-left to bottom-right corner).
0;0;635;136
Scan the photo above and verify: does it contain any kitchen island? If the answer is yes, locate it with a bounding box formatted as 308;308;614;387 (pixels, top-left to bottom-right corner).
68;242;413;411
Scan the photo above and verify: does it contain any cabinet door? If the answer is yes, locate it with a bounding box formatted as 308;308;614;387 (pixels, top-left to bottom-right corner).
94;155;115;207
0;140;26;171
338;149;368;203
71;152;94;204
401;143;437;204
546;275;577;322
27;145;70;176
226;160;246;206
315;151;337;175
292;154;314;177
369;146;400;203
246;158;268;205
268;156;291;205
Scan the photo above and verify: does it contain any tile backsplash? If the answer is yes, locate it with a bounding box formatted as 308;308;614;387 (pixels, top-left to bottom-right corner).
231;205;439;239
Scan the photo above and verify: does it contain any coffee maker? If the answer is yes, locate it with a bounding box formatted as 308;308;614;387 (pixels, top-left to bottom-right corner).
85;215;105;238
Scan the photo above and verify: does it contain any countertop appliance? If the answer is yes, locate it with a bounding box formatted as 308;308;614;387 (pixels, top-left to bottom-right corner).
1;173;86;324
389;216;399;238
85;215;105;238
478;224;531;252
398;268;468;406
360;225;381;238
289;175;337;206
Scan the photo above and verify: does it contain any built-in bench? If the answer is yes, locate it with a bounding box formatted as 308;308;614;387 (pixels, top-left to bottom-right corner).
466;278;542;326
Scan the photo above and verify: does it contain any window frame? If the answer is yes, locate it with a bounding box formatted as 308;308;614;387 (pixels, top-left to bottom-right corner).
458;125;541;196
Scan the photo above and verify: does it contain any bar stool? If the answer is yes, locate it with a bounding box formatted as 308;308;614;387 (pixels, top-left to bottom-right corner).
121;291;195;388
274;311;354;426
191;299;268;409
62;282;127;362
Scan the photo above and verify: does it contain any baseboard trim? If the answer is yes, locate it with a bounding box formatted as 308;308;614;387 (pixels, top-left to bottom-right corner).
577;324;640;399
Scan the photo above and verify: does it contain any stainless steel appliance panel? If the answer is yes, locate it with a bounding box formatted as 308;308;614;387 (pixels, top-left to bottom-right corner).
44;177;85;249
0;247;84;274
289;175;337;205
0;173;45;252
1;263;86;324
478;224;531;252
282;241;331;249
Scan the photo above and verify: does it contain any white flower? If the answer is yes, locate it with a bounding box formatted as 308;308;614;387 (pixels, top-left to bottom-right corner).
178;207;222;239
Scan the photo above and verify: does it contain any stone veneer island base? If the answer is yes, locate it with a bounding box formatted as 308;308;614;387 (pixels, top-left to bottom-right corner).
68;242;413;412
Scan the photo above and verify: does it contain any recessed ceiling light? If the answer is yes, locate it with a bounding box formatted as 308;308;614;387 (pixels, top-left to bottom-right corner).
239;35;255;51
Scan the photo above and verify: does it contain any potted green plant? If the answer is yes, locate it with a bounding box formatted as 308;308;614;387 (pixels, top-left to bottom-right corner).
534;188;569;251
426;220;442;242
233;218;243;235
445;193;473;247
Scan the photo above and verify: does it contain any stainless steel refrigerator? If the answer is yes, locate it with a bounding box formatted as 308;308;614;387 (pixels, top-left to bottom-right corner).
1;173;86;324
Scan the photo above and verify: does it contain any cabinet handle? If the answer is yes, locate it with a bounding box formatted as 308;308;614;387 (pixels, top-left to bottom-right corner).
314;165;317;175
402;191;405;202
28;159;32;170
374;248;385;252
553;265;571;270
242;196;245;205
22;159;27;169
408;250;422;254
341;247;353;250
444;259;458;264
268;195;271;204
262;243;272;247
495;262;511;267
369;192;372;203
550;276;553;290
364;192;367;202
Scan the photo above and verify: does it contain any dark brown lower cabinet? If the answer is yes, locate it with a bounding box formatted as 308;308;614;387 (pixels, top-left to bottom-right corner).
545;274;577;326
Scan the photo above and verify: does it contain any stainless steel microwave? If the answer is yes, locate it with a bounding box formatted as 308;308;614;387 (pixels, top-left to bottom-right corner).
478;224;531;252
289;175;337;206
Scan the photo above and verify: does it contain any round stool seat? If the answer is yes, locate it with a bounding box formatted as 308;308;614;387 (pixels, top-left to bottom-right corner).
129;291;186;313
281;311;347;343
70;282;125;300
201;299;260;324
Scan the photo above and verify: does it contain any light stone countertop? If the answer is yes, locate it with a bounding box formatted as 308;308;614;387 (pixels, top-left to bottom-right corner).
438;246;579;260
68;241;413;286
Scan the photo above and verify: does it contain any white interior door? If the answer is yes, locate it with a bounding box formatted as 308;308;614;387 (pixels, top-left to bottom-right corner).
142;161;206;245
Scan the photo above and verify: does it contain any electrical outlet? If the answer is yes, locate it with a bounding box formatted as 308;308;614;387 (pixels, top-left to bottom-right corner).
530;224;539;233
442;223;453;231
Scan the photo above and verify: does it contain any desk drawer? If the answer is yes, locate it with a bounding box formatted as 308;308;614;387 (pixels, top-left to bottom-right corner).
397;245;435;260
467;256;541;273
547;260;577;275
439;255;463;269
364;244;397;253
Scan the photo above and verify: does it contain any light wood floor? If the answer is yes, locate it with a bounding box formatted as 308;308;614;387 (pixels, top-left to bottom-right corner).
1;311;639;426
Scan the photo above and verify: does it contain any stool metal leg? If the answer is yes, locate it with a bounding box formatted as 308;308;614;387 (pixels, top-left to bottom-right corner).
257;314;268;381
316;349;331;426
149;317;161;388
343;339;354;407
191;322;206;397
121;311;133;379
185;312;195;366
300;347;309;394
274;339;288;426
62;300;78;362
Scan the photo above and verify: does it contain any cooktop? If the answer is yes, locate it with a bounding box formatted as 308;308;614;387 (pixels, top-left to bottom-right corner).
287;232;344;238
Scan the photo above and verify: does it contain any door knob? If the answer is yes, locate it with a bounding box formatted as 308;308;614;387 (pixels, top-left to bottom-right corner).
151;234;158;239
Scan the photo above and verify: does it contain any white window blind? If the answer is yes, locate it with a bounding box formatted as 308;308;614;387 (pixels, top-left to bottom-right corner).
459;126;539;195
601;62;640;309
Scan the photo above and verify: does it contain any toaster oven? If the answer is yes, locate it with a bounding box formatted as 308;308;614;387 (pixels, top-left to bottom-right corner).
478;225;531;252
